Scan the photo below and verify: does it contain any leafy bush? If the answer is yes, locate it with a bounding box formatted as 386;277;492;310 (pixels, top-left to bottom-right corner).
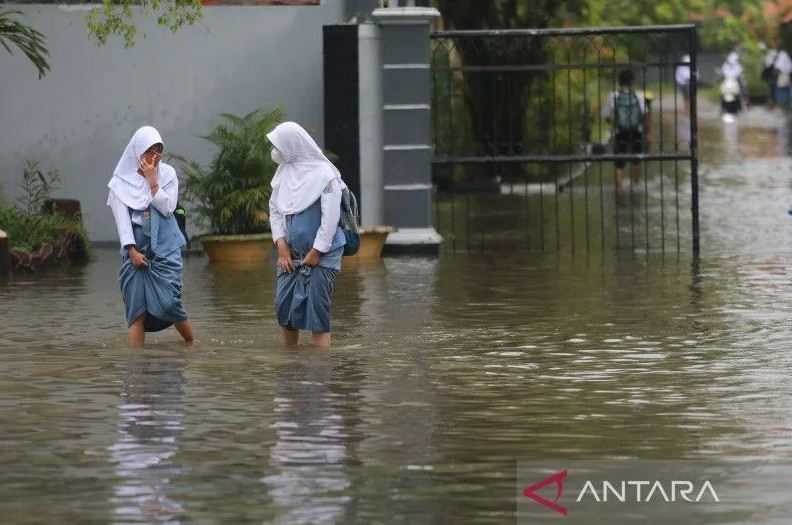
0;160;88;269
175;107;283;235
0;205;86;254
18;160;60;214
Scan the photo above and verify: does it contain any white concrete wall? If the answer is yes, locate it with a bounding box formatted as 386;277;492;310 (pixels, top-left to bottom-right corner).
0;3;346;241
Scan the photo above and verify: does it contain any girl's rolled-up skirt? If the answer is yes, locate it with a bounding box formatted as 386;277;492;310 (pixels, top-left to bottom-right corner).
119;225;188;332
275;261;337;333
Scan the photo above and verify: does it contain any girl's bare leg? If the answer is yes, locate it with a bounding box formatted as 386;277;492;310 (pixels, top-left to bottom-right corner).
129;316;145;348
312;332;331;348
282;327;299;346
175;320;194;344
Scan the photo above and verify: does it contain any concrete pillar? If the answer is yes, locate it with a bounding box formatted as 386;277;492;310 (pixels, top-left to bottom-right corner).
372;5;442;254
358;23;385;227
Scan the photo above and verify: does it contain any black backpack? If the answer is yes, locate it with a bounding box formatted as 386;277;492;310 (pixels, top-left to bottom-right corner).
762;51;781;84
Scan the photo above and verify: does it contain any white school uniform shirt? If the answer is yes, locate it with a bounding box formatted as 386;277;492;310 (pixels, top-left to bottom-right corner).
107;126;178;249
267;122;345;254
675;61;691;87
766;49;792;87
721;53;743;81
107;174;178;249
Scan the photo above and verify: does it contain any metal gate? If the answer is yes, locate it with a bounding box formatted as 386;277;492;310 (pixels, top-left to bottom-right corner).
431;25;699;256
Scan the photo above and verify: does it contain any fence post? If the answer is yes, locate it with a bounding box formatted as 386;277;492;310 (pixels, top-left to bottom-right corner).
688;27;700;258
372;4;443;254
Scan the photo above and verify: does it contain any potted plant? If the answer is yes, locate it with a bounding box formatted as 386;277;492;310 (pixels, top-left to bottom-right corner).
0;161;89;273
175;107;283;265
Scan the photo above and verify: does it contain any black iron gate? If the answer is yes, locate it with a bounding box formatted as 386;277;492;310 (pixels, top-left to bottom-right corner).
431;25;699;256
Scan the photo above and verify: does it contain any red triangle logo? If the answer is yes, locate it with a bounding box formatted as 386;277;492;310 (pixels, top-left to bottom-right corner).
522;469;568;516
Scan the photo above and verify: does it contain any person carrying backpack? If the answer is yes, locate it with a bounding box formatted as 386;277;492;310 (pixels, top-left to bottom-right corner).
604;69;649;191
762;44;792;110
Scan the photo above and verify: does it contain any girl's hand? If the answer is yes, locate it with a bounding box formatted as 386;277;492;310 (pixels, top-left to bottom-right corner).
276;239;294;273
128;246;148;269
139;155;159;187
302;249;321;268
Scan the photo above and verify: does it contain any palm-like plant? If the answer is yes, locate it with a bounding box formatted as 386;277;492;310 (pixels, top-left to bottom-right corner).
0;9;49;78
174;107;283;236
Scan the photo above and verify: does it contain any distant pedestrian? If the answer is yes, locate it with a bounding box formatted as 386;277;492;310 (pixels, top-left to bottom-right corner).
720;52;746;122
603;69;650;191
675;54;691;112
762;44;792;110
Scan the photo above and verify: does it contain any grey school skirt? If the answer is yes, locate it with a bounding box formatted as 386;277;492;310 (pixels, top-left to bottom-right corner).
275;261;338;333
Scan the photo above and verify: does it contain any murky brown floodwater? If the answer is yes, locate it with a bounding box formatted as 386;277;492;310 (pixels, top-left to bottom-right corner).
3;104;792;524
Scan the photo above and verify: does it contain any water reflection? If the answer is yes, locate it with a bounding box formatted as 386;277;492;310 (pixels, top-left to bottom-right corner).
721;120;739;157
336;259;389;337
703;121;788;163
261;353;352;525
109;350;186;524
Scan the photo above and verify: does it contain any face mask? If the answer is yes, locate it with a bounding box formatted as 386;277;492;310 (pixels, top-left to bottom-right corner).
271;148;284;165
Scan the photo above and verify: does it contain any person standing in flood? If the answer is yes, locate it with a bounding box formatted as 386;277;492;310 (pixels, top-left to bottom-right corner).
267;122;347;348
719;51;747;122
675;54;691;113
762;44;792;110
603;69;649;191
107;126;194;347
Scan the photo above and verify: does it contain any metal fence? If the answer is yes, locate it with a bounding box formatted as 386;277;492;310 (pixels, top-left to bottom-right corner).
431;25;699;256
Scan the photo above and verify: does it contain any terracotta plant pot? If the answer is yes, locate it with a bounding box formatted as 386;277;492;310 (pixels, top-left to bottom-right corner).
200;233;273;265
344;226;394;260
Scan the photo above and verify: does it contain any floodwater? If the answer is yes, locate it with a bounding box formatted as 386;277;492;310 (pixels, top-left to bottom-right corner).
3;105;792;523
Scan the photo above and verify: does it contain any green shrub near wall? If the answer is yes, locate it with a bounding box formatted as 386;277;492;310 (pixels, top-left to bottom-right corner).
0;161;89;270
0;206;87;254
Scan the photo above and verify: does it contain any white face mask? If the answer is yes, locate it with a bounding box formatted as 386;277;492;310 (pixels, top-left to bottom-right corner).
271;148;284;165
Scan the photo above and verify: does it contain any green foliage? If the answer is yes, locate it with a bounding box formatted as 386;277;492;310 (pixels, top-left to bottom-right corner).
739;44;766;97
0;161;88;257
0;9;49;78
0;206;87;254
17;160;61;215
86;0;202;47
435;0;583;30
579;0;765;50
434;0;765;50
175;107;284;236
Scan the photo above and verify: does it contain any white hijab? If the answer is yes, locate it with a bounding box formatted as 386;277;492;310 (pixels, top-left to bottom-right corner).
267;122;344;216
722;52;743;80
107;125;177;210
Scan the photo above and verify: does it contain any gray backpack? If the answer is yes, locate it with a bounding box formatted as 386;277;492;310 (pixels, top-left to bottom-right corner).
614;90;642;132
339;188;360;256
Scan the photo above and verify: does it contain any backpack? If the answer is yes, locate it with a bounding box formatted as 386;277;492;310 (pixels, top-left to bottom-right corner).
339;188;360;256
174;202;189;245
614;90;643;133
762;51;781;84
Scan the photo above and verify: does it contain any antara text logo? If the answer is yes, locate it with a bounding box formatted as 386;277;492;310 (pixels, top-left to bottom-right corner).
523;469;720;517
